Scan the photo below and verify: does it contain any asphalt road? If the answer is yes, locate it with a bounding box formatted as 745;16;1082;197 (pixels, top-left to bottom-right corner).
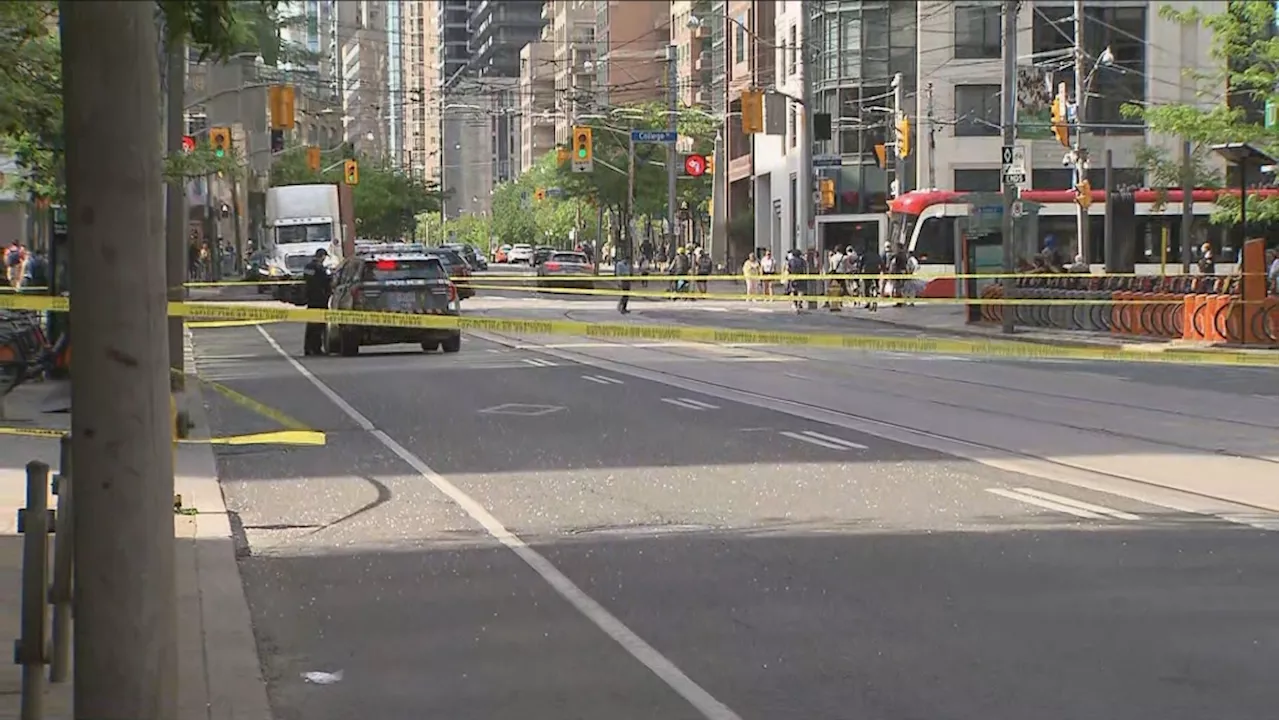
190;320;1277;720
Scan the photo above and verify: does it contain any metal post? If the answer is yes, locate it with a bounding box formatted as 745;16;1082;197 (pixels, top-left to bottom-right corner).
1180;139;1194;273
1073;0;1091;264
666;44;678;250
1001;0;1019;335
925;82;937;189
18;460;51;720
628;133;636;245
49;434;73;683
1103;149;1114;272
798;27;814;253
892;72;905;203
710;131;725;259
164;40;186;390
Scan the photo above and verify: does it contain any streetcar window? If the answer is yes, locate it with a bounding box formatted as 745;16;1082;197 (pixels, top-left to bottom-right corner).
914;216;956;264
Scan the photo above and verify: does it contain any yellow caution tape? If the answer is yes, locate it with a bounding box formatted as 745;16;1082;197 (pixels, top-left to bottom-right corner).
1;293;1271;366
470;271;1151;281
196;376;313;432
0;426;67;439
186;430;326;446
186;320;283;329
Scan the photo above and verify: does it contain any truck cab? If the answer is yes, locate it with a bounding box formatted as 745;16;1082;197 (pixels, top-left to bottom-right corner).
262;184;344;300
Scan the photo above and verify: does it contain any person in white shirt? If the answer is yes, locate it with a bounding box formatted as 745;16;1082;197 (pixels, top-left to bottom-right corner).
759;250;777;297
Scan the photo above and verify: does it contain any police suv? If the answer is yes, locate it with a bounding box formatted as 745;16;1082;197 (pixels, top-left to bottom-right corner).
322;242;463;356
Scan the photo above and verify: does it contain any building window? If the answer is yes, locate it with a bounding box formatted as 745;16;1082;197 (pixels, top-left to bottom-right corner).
788;101;796;149
735;17;747;63
953;169;1000;192
954;84;1000;136
954;3;1001;59
1033;6;1146;136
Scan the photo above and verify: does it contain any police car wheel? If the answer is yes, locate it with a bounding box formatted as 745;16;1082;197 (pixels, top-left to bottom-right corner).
421;340;439;352
441;334;461;353
339;329;359;357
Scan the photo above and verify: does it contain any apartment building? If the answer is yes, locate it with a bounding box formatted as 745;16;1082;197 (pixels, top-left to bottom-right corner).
670;0;715;109
519;41;557;171
541;1;597;145
593;1;671;109
916;0;1211;196
340;1;392;157
400;0;441;183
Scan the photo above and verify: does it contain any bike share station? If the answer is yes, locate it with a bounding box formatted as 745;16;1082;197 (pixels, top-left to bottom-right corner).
957;192;1043;323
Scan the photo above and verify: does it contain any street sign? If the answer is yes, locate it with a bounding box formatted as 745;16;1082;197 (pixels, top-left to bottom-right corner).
684;154;707;177
1001;144;1026;186
813;154;843;168
547;187;564;198
631;130;678;143
1011;200;1024;218
1003;172;1027;185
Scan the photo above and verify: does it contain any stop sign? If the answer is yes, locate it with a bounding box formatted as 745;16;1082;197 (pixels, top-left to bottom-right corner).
684;154;706;177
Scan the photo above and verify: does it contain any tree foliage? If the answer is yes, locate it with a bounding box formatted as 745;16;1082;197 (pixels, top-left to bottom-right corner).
271;146;442;241
0;1;63;202
1124;1;1278;223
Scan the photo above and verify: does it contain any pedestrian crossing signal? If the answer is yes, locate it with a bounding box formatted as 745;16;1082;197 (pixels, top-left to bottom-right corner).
343;159;358;185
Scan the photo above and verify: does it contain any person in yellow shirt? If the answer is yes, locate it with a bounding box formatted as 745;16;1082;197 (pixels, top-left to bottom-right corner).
742;253;761;300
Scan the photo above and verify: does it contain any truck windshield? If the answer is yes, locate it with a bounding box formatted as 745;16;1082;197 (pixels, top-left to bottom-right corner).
276;224;333;244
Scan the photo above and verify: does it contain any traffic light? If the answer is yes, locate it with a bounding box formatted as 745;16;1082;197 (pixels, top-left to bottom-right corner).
306;146;321;172
1051;85;1070;147
343;159;358;185
209;127;231;158
895;114;911;159
706;154;715;175
572;127;593;164
535;188;546;201
556;146;569;165
818;178;836;210
741;89;764;134
269;85;296;130
1074;180;1092;208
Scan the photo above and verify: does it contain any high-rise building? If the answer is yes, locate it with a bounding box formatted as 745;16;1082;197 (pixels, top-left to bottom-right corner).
388;1;404;164
339;1;392;157
519;41;557;172
437;0;471;90
542;1;596;146
469;0;546;78
400;1;441;183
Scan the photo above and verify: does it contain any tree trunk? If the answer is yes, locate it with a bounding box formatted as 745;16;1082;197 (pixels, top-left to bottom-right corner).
165;39;186;390
61;3;178;718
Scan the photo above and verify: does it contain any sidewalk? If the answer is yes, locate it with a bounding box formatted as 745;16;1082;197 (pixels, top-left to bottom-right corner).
0;331;270;719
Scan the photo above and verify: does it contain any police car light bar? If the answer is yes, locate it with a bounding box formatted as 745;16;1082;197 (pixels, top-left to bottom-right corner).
354;242;427;256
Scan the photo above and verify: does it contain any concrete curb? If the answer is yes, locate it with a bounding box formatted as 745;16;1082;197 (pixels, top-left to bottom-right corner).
175;329;274;720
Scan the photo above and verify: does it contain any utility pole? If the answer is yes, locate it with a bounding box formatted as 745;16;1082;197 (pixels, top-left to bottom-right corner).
1001;0;1019;335
1073;0;1091;264
1180;139;1194;273
925;82;937;189
165;38;186;390
628;132;636;253
666;44;678;251
892;72;904;199
61;3;178;718
798;30;815;253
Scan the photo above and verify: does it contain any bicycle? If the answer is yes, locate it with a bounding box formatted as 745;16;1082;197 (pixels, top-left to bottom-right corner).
0;311;62;398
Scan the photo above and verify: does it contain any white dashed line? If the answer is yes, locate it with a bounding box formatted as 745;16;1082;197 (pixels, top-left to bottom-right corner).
522;358;557;367
987;487;1140;521
661;397;720;411
779;429;869;451
582;374;625;385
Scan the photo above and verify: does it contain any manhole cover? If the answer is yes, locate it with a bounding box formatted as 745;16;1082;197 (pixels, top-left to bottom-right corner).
478;403;566;417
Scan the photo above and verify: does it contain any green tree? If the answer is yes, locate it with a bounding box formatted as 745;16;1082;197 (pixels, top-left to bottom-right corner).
441;214;490;248
1124;1;1278;223
0;1;63;202
490;180;540;247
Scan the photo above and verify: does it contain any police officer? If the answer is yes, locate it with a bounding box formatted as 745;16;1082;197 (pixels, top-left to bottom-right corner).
302;248;332;355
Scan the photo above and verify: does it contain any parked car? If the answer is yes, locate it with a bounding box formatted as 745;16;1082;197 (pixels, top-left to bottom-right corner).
493;244;511;263
426;247;475;299
442;243;488;271
531;246;557;267
507;243;534;264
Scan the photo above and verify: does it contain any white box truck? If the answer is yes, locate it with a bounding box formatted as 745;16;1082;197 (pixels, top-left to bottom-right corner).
261;184;345;300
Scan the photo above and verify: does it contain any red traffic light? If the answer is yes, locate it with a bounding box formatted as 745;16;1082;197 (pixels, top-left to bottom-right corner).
182;135;196;153
684;154;707;177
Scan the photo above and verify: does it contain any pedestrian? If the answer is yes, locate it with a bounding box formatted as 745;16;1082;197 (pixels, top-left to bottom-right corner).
742;253;761;300
615;253;632;314
695;248;712;294
861;243;881;311
5;240;28;290
785;248;807;313
302;248;332;356
760;249;776;298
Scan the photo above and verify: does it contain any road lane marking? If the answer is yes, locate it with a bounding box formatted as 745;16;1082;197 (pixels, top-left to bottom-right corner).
779;431;847;450
1010;487;1141;520
522;358;557;367
662;397;720;411
253;325;743;720
986;488;1105;519
799;430;868;450
582;374;624;385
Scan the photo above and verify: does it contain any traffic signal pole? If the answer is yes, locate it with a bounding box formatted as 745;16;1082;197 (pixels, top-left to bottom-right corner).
1000;0;1019;335
666;45;678;253
1072;0;1091;265
61;3;179;717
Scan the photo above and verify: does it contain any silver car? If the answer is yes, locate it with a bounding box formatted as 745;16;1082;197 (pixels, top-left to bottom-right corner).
535;251;594;290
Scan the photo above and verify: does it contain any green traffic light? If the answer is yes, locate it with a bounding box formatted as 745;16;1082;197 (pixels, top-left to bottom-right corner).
215;149;225;158
577;149;587;158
